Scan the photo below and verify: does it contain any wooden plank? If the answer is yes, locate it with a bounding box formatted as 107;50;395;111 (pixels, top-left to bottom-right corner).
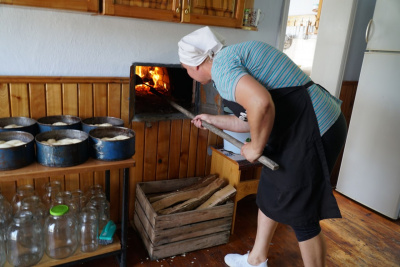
93;83;107;117
9;83;29;117
108;83;121;118
79;172;94;195
120;83;130;127
0;181;16;202
78;83;93;119
179;119;191;178
143;121;158;181
195;128;208;176
64;173;80;191
45;83;62;115
0;82;10;117
29;83;46;120
187;122;199;177
168;119;182;179
156;120;170;181
62;83;78;116
206;131;218;174
34;177;49;199
0;77;128;84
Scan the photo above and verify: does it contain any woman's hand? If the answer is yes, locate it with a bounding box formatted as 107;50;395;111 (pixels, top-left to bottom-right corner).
241;141;263;163
191;114;212;130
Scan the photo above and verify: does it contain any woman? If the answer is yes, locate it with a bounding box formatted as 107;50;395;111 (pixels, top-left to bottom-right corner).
178;26;347;267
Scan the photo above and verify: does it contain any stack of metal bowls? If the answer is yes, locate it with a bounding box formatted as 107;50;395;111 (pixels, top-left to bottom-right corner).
37;115;81;133
89;127;135;161
81;116;124;133
0;131;35;170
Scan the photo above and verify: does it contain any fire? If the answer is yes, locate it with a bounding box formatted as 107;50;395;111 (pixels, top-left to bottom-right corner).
135;66;170;97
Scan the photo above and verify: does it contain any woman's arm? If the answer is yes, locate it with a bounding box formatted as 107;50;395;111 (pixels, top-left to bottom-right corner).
235;74;275;162
191;113;250;132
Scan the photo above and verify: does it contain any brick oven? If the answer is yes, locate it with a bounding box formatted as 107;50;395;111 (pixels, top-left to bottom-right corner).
129;63;199;121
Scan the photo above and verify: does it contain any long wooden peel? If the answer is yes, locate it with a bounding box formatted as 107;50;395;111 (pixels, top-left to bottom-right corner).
146;85;279;171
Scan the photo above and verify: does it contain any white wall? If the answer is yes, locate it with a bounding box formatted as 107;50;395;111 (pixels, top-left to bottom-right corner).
0;1;283;77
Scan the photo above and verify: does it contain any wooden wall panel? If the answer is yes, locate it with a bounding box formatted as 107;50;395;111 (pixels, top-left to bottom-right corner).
0;83;10;117
46;83;62;115
0;76;223;223
10;83;29;117
29;83;46;119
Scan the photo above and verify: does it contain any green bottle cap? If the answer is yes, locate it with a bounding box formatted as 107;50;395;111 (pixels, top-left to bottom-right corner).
50;205;69;216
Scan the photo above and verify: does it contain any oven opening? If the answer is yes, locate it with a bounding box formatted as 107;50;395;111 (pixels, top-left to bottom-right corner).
129;63;198;121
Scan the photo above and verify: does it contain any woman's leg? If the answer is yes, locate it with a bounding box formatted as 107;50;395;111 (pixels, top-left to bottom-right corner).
247;209;278;265
298;232;326;267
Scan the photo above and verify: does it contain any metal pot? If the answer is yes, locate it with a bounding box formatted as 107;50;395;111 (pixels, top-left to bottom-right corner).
35;129;89;167
37;115;81;133
89;127;135;161
0;117;38;136
81;117;124;133
0;131;35;170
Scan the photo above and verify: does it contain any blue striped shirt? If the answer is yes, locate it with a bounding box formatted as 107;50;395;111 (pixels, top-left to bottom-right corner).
211;40;342;135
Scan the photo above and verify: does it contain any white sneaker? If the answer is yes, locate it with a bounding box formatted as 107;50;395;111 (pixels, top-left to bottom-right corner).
224;252;268;267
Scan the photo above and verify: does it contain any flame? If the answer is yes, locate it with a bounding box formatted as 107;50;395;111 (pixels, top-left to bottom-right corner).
135;66;170;96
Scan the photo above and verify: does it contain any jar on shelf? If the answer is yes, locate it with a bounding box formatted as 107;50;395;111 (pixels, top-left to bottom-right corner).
79;207;98;253
6;211;44;267
71;189;87;214
42;181;62;209
84;184;106;201
21;195;48;226
0;193;12;233
44;205;79;259
53;191;79;215
86;196;110;232
0;227;5;267
11;185;36;215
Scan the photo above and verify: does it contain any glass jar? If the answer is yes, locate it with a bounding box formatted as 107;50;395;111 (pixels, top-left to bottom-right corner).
21;196;48;226
44;205;79;259
6;211;44;267
86;196;110;232
0;227;5;267
79;207;98;253
53;191;78;215
0;193;12;232
84;184;106;201
42;181;62;209
11;185;36;214
71;189;87;214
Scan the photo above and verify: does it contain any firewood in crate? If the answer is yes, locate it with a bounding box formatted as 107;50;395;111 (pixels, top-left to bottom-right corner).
152;177;227;213
157;178;228;215
196;184;236;210
147;174;218;203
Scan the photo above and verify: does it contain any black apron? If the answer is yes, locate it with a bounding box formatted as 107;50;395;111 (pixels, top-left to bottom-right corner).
222;82;341;226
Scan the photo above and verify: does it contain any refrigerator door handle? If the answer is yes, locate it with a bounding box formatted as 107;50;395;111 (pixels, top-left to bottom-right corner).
365;19;373;44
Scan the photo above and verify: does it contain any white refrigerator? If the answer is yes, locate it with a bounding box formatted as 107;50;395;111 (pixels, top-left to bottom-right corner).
336;0;400;220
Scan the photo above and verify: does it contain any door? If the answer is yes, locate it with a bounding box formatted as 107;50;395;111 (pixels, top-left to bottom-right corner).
366;0;400;51
336;52;400;219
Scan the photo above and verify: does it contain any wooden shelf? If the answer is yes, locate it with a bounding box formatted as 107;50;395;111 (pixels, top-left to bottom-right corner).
0;157;135;182
4;236;121;267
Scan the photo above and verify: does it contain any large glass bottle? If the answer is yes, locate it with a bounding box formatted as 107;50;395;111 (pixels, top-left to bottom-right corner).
86;196;110;232
0;227;5;267
79;207;98;253
44;205;79;259
0;193;12;233
11;185;36;214
20;195;48;226
6;211;44;267
42;181;61;209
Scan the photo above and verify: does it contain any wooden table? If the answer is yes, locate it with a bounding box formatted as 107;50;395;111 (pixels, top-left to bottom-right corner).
1;158;135;267
210;147;262;234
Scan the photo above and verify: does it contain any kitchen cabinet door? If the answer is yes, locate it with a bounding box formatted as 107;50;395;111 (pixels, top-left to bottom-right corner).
103;0;181;23
0;0;99;12
181;0;245;28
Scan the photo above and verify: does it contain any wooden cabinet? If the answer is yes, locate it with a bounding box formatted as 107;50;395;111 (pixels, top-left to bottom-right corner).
103;0;245;28
0;0;99;12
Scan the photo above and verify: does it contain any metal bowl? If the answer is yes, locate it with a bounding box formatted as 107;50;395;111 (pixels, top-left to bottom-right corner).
89;127;135;161
37;115;81;133
0;131;35;170
0;117;38;136
82;116;124;133
35;129;89;167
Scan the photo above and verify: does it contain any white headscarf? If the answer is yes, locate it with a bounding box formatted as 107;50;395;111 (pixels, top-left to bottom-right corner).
178;26;225;67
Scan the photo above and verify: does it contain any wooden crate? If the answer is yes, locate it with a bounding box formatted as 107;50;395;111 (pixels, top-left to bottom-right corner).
133;177;233;260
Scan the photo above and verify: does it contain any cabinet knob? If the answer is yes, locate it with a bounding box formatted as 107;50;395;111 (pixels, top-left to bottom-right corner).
176;7;180;13
184;8;189;14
